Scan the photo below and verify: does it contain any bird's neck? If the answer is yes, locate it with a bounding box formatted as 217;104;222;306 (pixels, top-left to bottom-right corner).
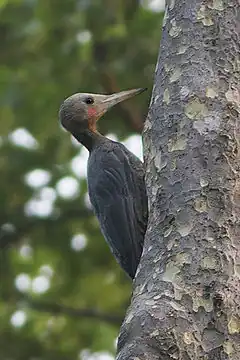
72;129;105;151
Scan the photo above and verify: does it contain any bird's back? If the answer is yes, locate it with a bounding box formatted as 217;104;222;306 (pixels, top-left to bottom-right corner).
87;139;148;279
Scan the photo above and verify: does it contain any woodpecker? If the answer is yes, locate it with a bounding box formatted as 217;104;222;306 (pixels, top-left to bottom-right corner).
59;88;148;279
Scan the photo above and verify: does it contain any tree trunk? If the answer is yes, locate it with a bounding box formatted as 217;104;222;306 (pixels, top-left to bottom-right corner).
117;0;240;359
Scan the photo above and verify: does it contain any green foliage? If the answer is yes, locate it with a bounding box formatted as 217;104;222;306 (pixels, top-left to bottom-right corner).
0;0;163;359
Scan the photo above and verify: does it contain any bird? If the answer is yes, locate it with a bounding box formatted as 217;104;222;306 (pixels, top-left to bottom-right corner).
59;88;148;279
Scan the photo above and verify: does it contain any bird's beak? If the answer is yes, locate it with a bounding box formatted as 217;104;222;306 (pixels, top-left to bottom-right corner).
101;88;147;113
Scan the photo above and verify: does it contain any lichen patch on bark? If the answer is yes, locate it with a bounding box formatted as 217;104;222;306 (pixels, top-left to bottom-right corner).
197;5;214;26
225;87;240;112
177;45;188;55
206;86;218;98
169;67;181;83
227;315;240;334
169;19;182;37
185;98;208;120
207;0;224;11
168;137;187;152
163;88;170;104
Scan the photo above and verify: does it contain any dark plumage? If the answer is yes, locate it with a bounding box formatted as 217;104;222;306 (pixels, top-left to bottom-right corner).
59;89;148;279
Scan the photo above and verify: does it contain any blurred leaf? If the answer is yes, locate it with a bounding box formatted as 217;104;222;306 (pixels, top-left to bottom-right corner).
0;0;163;359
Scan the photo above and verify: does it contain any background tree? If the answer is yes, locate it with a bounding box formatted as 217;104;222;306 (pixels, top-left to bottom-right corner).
117;0;240;359
0;1;164;359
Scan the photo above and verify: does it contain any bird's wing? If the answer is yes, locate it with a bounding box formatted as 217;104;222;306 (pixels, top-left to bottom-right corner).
120;144;148;240
88;148;146;279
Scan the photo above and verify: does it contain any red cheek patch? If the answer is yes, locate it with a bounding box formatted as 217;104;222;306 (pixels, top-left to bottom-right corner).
88;107;97;118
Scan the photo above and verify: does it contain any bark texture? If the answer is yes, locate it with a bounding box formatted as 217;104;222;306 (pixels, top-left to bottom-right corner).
117;0;240;359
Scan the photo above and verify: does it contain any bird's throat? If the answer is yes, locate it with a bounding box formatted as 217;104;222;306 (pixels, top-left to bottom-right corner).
72;129;103;151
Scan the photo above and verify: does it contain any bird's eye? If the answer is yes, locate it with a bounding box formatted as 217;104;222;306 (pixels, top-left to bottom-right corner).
85;97;94;105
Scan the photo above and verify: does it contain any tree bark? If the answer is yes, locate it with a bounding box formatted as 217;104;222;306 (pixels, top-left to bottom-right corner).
117;1;240;359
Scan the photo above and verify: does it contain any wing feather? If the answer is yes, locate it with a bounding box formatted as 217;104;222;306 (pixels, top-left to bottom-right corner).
88;144;147;278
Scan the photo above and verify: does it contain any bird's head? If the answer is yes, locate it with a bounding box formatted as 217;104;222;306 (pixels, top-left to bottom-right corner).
59;88;146;134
